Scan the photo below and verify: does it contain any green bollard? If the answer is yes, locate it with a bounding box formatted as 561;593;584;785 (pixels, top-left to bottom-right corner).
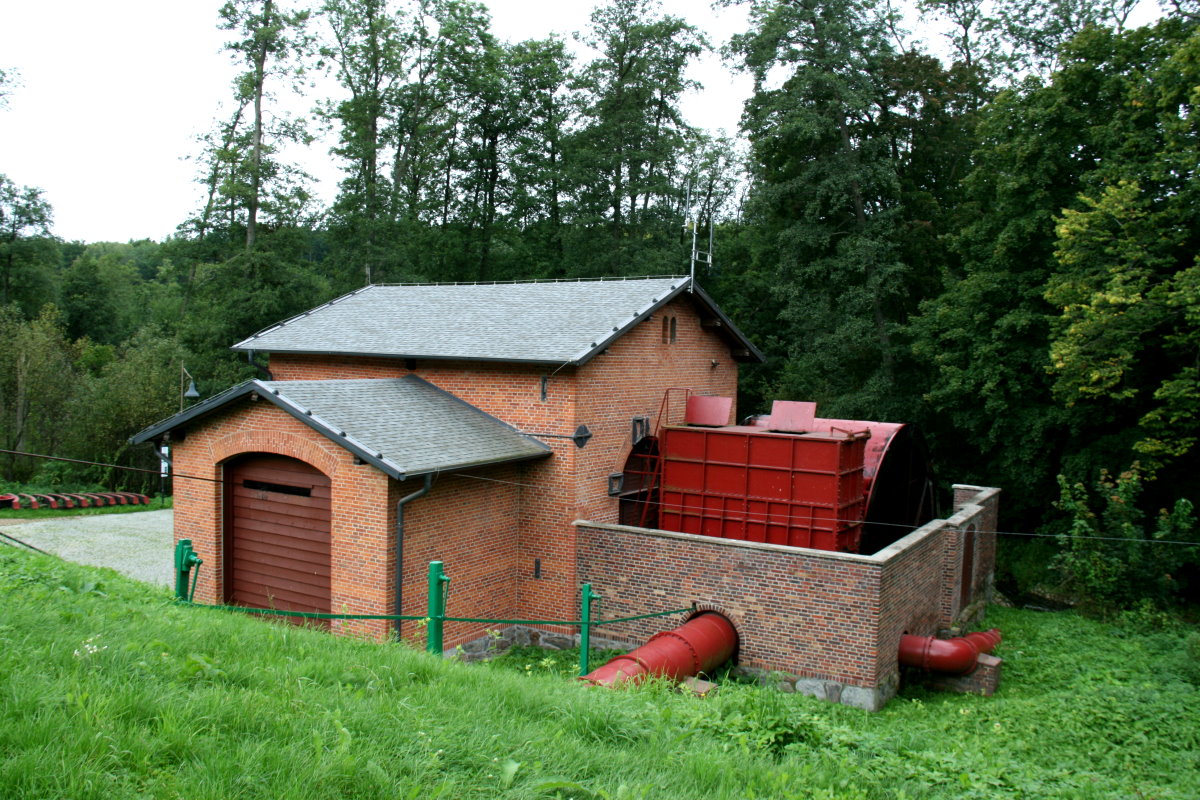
426;561;450;656
579;583;600;677
173;539;203;602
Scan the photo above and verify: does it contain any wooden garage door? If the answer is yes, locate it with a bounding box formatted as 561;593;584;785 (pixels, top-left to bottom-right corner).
224;454;331;624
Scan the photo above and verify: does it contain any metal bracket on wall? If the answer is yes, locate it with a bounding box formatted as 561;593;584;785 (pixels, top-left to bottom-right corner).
519;424;593;449
632;416;650;445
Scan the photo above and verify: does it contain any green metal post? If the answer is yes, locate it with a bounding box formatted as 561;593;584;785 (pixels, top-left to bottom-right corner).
173;539;202;602
426;561;450;656
579;583;599;677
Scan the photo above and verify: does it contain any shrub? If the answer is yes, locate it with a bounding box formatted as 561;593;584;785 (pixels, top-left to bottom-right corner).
1053;466;1197;611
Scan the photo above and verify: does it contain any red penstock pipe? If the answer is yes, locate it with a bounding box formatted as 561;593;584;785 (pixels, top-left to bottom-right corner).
581;612;738;687
963;628;1002;653
898;628;999;676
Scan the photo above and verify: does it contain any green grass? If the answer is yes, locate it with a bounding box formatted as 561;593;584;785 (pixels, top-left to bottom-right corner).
1;547;1197;799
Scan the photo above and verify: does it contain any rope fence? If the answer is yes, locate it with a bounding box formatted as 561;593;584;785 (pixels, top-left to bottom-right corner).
172;542;690;677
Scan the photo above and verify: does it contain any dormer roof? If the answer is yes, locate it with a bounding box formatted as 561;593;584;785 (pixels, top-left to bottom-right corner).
129;376;552;480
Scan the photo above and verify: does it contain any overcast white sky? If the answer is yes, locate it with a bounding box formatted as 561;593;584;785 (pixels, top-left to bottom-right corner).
0;1;753;244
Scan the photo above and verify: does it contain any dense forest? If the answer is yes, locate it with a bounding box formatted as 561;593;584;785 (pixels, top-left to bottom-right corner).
1;0;1197;610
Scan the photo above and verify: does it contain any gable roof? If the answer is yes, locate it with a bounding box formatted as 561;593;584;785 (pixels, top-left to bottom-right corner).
231;276;764;365
129;376;552;480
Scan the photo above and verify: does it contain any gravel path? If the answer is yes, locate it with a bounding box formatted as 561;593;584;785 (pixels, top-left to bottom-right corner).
0;509;174;588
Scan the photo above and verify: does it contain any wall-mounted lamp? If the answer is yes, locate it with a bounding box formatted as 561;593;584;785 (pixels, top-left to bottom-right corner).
180;366;201;412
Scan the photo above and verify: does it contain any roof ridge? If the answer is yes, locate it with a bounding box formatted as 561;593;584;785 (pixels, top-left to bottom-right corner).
369;275;686;288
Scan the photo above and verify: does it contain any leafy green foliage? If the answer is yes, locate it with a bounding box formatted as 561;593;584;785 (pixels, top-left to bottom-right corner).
912;18;1200;539
1053;466;1198;611
1043;22;1200;476
218;0;317;250
0;305;79;482
0;175;57;318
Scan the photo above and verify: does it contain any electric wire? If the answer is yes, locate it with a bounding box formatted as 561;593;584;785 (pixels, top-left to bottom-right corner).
614;495;1200;546
0;529;52;555
0;448;225;484
3;447;1197;547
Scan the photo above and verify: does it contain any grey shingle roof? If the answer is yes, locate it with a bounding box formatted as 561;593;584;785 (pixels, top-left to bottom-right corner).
130;376;551;479
231;276;763;364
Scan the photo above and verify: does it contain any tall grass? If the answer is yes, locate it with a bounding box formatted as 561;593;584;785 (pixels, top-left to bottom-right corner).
1;546;1197;799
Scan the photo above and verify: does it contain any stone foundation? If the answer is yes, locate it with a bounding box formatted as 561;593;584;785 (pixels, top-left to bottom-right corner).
449;624;630;662
918;653;1003;697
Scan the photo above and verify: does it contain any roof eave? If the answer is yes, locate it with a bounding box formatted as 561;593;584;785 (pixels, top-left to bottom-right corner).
569;278;694;366
128;380;413;480
129;380;259;445
130;377;555;481
405;448;552;477
689;282;767;363
227;346;576;367
570;277;766;365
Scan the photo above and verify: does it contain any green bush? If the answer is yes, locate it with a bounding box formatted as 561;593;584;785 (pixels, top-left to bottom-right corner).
1053;466;1198;611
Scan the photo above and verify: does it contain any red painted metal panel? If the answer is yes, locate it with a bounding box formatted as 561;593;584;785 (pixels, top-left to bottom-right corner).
225;454;332;626
685;395;733;427
658;425;868;553
768;400;817;432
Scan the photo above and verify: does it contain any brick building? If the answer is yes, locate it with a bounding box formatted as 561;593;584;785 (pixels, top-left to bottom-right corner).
133;276;998;710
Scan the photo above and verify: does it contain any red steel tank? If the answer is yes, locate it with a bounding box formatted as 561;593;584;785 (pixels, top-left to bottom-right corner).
618;396;936;554
658;423;869;551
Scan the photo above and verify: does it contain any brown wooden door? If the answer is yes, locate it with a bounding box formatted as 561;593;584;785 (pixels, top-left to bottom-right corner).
224;454;331;624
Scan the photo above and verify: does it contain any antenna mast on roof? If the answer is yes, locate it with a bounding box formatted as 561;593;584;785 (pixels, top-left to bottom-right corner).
682;179;712;293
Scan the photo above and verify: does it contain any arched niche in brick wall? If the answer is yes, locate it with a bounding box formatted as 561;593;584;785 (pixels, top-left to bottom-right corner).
960;523;977;609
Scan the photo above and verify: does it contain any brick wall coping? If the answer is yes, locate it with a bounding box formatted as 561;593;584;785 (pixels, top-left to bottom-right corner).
573;484;1000;568
573;517;944;566
951;484;1001;506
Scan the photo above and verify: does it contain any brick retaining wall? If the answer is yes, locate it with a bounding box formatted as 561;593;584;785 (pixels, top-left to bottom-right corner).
576;484;999;710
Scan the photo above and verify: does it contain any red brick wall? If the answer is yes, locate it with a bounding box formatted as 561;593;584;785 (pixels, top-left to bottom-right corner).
262;295;744;633
269;354;407;380
171;399;394;639
576;524;883;685
575;296;740;525
395;466;523;649
875;521;946;681
576;486;1001;693
172;397;530;644
410;362;580;627
945;485;1000;625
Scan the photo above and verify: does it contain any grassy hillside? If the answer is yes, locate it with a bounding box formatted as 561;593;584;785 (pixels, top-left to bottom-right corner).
1;546;1197;799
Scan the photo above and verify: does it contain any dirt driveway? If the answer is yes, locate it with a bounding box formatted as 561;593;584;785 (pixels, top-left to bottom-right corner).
0;509;174;588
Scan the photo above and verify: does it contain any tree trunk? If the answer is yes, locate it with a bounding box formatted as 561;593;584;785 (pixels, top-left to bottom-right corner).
246;0;274;251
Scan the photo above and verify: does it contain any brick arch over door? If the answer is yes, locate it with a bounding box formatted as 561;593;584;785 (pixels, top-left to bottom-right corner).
224;453;332;624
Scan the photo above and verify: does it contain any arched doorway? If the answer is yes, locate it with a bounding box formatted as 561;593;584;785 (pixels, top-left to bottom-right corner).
223;454;331;624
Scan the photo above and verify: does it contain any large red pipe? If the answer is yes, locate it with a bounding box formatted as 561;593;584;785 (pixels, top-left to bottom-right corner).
899;628;1002;675
581;612;738;687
